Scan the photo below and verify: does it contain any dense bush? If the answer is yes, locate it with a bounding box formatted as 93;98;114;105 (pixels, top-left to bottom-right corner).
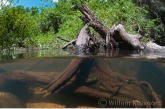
132;0;165;45
0;6;39;50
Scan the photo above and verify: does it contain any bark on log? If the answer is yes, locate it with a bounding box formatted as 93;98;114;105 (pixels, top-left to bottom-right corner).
79;4;118;47
45;59;83;93
79;5;108;39
110;24;144;49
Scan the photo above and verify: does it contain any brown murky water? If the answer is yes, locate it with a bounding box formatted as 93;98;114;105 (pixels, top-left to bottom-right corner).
0;49;165;108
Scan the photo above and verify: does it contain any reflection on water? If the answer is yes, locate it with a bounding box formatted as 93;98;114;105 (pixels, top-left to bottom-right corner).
1;48;165;62
0;57;165;108
0;49;71;62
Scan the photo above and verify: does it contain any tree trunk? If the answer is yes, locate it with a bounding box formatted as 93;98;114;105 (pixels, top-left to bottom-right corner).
79;4;118;47
78;4;144;50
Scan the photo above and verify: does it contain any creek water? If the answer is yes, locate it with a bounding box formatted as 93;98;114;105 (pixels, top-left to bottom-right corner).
0;49;165;108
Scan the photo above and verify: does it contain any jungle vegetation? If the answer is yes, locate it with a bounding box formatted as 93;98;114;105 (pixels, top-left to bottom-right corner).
0;0;165;51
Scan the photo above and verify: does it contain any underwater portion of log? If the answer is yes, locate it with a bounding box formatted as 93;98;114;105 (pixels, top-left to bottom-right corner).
43;58;162;108
0;58;162;108
45;59;83;93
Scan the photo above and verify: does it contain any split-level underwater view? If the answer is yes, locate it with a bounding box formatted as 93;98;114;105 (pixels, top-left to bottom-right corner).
1;0;165;108
0;49;165;108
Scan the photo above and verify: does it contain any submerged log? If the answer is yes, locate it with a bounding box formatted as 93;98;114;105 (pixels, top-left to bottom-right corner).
44;59;83;92
0;58;162;107
43;58;162;108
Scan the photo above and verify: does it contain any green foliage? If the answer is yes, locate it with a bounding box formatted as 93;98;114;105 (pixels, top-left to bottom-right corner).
40;0;85;40
56;14;83;40
132;0;165;45
0;6;39;50
30;7;39;16
39;7;62;33
35;31;64;49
